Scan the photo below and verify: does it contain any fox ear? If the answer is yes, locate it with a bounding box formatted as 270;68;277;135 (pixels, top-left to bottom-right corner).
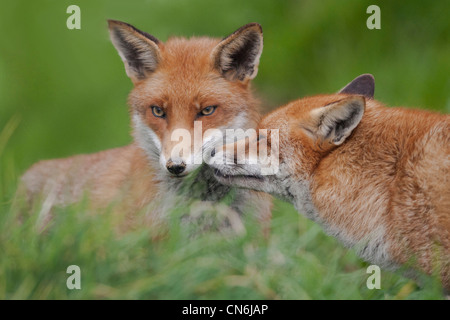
305;96;365;146
212;23;263;82
339;74;375;99
108;20;162;83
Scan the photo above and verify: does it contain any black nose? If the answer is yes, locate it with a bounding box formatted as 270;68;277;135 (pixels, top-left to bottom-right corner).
166;160;186;175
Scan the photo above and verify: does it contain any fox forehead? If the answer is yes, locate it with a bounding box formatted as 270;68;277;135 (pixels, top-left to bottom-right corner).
128;72;246;112
160;37;220;74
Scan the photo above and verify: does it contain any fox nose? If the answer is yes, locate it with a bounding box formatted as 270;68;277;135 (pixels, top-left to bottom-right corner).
166;159;186;176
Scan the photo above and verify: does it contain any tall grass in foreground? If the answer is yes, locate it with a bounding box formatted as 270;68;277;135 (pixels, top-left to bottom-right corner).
0;180;444;299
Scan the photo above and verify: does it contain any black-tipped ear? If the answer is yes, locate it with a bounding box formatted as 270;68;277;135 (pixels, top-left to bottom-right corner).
108;20;161;83
212;23;263;82
306;96;365;146
339;74;375;99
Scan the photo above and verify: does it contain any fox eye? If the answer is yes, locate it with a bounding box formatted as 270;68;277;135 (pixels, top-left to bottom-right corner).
151;105;165;118
200;105;217;116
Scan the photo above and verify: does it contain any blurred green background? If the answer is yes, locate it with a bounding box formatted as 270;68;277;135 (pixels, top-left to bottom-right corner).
0;0;449;299
1;0;449;173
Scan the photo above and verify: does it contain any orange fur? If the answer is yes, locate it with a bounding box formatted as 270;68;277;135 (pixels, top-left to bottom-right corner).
20;21;272;233
211;76;449;288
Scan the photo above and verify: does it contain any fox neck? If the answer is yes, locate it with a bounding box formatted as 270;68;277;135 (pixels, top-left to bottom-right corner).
289;180;319;222
306;103;402;268
276;171;391;267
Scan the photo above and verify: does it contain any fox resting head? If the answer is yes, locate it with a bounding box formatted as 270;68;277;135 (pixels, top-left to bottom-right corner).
209;74;375;202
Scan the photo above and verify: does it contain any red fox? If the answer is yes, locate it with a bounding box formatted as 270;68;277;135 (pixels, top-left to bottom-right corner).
20;21;272;231
210;74;450;288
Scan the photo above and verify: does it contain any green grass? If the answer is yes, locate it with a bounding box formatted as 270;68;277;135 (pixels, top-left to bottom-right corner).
0;0;448;299
0;189;445;299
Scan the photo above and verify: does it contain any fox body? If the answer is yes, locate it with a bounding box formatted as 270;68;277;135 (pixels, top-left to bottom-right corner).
21;21;272;230
211;75;450;287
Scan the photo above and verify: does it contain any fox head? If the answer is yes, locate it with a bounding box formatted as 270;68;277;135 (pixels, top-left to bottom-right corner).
209;74;374;201
108;20;264;177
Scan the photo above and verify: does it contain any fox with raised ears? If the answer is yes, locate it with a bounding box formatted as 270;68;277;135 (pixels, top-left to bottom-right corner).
210;74;450;289
20;21;272;231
